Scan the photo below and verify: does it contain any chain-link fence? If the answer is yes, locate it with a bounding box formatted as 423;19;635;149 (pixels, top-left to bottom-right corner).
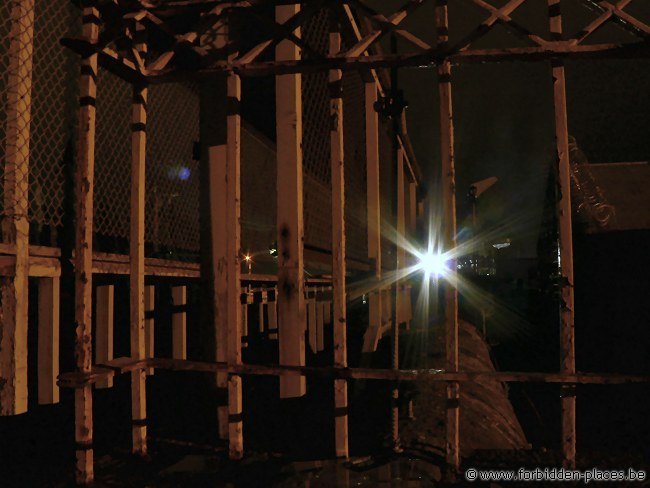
94;70;131;252
1;0;35;244
1;2;396;266
301;9;371;264
0;0;202;256
29;0;77;237
147;83;201;255
302;9;333;256
94;74;201;256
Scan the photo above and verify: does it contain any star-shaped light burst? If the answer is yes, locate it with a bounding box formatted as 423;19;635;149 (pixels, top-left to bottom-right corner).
414;250;449;280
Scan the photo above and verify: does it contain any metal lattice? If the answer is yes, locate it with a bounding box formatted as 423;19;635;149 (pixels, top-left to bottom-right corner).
1;2;390;261
94;74;201;255
0;3;12;223
0;0;34;243
94;70;131;249
145;83;201;254
302;9;333;254
29;0;77;232
241;125;277;256
301;9;371;263
342;70;368;263
379;117;396;270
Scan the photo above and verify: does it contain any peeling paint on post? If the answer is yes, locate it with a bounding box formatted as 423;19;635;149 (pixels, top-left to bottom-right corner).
73;3;100;482
276;4;306;399
548;0;576;469
0;0;34;418
130;22;148;457
436;0;460;473
330;20;349;459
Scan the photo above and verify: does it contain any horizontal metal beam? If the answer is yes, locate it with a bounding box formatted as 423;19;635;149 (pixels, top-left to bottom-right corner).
144;40;650;80
58;356;650;388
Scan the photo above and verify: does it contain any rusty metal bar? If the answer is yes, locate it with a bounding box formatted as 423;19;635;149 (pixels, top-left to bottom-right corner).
436;0;460;473
130;22;148;457
226;43;244;458
72;2;100;483
329;17;349;459
276;3;307;399
58;357;650;388
0;0;34;418
548;0;576;470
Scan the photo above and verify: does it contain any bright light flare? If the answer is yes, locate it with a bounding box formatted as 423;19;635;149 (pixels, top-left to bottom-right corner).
417;251;448;278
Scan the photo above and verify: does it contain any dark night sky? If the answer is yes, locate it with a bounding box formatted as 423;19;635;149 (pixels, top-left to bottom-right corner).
367;0;650;257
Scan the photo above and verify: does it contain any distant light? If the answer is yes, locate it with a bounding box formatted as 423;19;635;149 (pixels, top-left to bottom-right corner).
167;165;191;181
244;254;252;262
418;252;447;278
178;166;191;181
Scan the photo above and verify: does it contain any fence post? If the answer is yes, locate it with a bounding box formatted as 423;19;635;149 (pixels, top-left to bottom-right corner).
276;4;306;399
329;19;349;459
130;22;148;457
209;146;229;438
363;81;383;353
226;45;244;459
172;286;187;360
0;0;34;417
548;0;576;468
38;276;60;404
96;285;114;389
308;291;317;353
145;285;155;375
268;288;278;340
436;1;460;473
73;2;100;482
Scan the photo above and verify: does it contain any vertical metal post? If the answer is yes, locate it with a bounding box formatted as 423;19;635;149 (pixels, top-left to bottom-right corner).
130;22;148;457
397;150;406;327
548;0;576;468
329;19;349;459
37;276;60;405
389;34;401;451
363;81;383;353
391;149;404;451
226;47;244;459
207;19;230;441
276;4;306;399
96;285;114;389
73;2;100;482
144;285;155;375
0;0;34;417
209;143;230;439
171;285;187;360
436;0;460;472
408;181;417;238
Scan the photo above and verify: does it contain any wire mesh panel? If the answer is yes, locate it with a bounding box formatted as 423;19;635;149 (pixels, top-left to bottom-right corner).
0;2;12;223
379;117;396;270
94;70;131;251
29;0;77;234
241;125;276;256
301;9;370;263
1;0;76;244
94;75;201;256
145;83;201;256
342;70;367;263
302;9;332;254
0;0;35;242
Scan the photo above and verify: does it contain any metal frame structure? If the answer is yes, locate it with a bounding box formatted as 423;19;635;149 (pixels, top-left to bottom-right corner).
1;0;649;484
